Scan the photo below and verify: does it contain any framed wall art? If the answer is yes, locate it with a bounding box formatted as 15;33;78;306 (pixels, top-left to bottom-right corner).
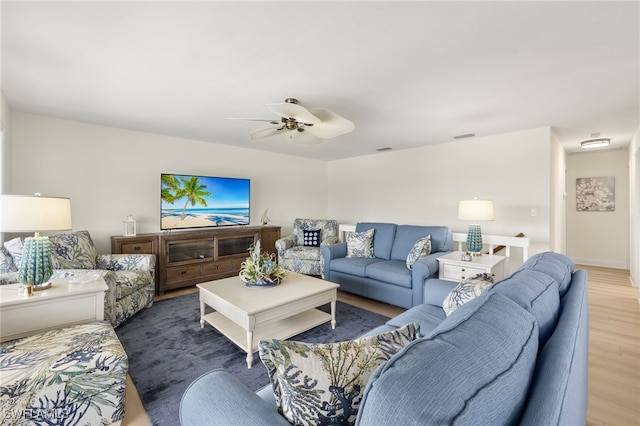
576;176;615;212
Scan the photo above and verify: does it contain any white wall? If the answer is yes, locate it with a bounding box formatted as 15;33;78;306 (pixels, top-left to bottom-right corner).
629;127;639;289
1;92;11;194
327;127;552;260
9;113;329;252
566;150;629;269
550;128;567;253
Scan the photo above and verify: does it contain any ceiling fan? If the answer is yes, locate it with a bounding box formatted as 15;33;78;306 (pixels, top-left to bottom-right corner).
232;98;355;144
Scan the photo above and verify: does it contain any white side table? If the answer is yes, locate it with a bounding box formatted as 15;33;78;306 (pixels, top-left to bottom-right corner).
0;277;108;342
438;251;507;282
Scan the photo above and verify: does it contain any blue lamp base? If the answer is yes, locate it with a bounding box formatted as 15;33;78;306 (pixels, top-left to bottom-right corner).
18;236;54;290
466;224;483;255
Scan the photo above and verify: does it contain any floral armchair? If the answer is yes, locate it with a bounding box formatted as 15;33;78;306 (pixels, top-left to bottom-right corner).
275;219;339;277
0;230;155;328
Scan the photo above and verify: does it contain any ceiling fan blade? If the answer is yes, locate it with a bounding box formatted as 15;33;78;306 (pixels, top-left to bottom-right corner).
250;127;286;140
267;102;321;125
290;130;324;145
304;108;355;139
227;118;280;124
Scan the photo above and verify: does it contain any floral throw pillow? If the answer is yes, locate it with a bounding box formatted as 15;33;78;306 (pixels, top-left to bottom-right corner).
345;228;375;258
49;230;98;269
442;273;494;316
405;235;431;269
259;322;420;426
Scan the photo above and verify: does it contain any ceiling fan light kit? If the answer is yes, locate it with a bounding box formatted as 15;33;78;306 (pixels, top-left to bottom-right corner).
580;138;610;149
240;98;354;143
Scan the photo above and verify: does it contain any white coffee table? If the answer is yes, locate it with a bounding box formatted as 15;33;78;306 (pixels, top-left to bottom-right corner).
197;272;339;368
0;277;108;342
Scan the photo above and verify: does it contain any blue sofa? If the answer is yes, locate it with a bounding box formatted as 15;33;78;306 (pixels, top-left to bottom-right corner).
179;252;588;425
322;222;453;308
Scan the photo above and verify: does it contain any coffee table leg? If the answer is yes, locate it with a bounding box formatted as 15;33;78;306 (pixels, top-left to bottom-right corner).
246;330;254;368
199;299;205;329
331;298;337;329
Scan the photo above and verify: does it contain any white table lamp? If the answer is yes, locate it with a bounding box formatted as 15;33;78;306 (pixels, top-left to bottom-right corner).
0;194;72;290
458;198;495;255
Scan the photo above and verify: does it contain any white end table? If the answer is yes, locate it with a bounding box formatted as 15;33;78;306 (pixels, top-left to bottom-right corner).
0;277;108;342
437;251;507;282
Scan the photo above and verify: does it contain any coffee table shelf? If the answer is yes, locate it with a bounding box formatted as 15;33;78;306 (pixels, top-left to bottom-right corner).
202;308;331;353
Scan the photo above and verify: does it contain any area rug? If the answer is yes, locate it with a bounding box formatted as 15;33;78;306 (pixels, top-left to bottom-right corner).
115;291;390;426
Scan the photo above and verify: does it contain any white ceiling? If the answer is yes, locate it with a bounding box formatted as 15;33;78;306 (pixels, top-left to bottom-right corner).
2;1;639;161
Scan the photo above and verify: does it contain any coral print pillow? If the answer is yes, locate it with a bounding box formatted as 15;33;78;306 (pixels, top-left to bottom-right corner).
259;322;420;426
442;273;494;316
345;228;375;258
406;235;431;269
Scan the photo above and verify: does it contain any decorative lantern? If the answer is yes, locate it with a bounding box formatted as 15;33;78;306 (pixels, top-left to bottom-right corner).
124;214;137;236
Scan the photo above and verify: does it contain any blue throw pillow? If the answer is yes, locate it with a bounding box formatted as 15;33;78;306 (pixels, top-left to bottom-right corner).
303;229;321;247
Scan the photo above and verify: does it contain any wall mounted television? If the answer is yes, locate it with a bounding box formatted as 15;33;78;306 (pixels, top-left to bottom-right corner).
161;173;250;230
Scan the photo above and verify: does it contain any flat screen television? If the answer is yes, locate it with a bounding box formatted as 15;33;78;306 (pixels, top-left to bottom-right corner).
161;173;250;230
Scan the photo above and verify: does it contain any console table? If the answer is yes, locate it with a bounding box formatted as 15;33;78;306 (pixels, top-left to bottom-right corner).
111;226;281;295
0;277;108;342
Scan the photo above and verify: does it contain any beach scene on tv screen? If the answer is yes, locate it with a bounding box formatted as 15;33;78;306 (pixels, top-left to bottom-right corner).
161;174;250;229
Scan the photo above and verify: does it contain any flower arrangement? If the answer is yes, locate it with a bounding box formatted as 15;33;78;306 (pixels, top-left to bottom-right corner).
239;240;287;286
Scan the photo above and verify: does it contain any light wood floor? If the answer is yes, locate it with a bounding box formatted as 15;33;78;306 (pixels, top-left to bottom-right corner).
122;265;639;425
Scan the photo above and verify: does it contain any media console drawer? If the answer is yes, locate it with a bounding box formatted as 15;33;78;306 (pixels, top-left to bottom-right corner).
202;260;232;275
167;265;202;281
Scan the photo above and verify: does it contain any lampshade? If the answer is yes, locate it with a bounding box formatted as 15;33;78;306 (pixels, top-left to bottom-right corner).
0;194;72;232
458;199;495;222
1;194;72;291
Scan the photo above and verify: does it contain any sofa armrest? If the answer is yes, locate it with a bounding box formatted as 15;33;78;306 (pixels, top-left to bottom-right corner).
275;235;296;257
321;242;347;281
423;279;457;306
96;254;156;273
180;370;289;426
410;251;449;306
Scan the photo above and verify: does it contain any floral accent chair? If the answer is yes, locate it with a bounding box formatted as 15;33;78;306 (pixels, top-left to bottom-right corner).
0;322;128;425
276;218;339;277
0;230;155;328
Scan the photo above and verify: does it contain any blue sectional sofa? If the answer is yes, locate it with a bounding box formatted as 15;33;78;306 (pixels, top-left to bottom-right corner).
179;252;589;425
322;222;453;308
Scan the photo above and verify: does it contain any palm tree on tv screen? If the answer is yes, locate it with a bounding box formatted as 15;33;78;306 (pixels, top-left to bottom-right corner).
164;176;212;221
161;174;180;203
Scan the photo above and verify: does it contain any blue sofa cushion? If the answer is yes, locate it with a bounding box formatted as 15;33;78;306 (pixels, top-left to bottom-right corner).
519;270;589;426
518;251;574;297
390;225;432;261
356;223;397;260
365;260;412;288
489;269;560;346
357;293;538;426
330;257;385;276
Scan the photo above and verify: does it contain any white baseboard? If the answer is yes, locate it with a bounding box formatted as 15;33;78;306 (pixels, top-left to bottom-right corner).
571;257;628;270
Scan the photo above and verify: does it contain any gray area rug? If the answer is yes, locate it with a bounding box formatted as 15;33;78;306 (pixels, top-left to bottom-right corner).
115;291;390;426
